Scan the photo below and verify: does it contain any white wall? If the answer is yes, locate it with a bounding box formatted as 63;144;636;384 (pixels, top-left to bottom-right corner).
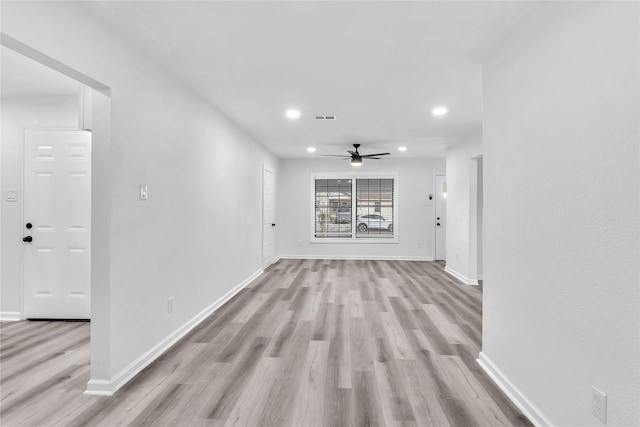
278;157;445;260
1;2;278;391
1;95;79;319
444;134;482;283
482;2;639;426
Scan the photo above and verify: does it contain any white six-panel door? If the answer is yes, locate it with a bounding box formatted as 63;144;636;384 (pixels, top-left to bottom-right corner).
23;130;91;319
435;173;446;261
263;167;275;268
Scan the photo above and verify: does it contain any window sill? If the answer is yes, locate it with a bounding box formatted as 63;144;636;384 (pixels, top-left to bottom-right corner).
310;237;399;244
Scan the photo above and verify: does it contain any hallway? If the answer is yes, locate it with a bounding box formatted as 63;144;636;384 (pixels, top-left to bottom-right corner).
0;259;531;426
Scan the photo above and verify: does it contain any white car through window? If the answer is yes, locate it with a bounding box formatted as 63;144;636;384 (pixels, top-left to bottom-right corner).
356;214;393;232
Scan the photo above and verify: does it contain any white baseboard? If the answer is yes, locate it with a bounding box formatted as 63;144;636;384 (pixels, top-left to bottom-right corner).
84;380;113;396
444;266;478;285
477;352;552;427
279;254;434;261
0;311;22;321
85;267;264;396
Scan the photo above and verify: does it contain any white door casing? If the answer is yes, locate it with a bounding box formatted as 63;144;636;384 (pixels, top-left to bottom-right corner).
435;173;446;261
262;166;275;268
24;130;91;319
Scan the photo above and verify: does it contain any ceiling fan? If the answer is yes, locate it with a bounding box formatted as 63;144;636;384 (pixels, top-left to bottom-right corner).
322;144;390;166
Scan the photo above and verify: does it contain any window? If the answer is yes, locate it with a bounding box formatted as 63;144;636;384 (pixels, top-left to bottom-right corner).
311;173;397;242
355;178;394;238
314;178;352;238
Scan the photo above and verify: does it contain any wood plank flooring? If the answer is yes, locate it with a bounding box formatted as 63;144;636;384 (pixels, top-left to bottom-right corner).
0;259;532;426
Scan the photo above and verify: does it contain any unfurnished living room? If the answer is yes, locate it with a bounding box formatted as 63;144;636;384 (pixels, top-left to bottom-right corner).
0;1;638;426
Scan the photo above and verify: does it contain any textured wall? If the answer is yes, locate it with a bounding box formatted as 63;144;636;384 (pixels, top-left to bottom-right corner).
483;2;639;425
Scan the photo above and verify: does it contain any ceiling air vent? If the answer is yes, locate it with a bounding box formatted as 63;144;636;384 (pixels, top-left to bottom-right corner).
315;115;337;120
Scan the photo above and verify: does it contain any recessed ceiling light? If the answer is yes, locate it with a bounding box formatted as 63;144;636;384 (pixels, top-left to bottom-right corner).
432;106;448;116
307;147;316;153
286;109;301;119
398;146;407;152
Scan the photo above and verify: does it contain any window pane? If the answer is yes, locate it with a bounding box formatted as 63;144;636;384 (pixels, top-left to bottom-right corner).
355;178;393;238
315;178;352;238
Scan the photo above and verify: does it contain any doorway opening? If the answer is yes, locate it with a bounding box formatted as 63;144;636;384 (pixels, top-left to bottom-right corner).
1;34;111;392
469;156;484;281
434;173;446;261
262;166;276;268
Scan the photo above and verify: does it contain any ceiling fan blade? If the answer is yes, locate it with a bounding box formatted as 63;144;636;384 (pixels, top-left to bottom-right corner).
361;152;390;158
323;145;391;162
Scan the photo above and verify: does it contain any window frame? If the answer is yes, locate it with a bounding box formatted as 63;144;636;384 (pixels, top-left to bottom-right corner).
309;171;399;244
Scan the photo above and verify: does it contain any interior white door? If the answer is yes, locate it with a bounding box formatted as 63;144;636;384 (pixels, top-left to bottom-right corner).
262;167;275;268
24;130;91;319
435;174;446;261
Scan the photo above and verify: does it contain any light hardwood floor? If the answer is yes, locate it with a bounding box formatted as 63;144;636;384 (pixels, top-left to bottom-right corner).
0;259;532;426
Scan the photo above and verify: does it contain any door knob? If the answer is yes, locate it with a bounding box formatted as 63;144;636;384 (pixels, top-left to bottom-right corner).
437;217;440;220
23;236;33;243
272;223;276;227
26;223;33;229
436;223;441;226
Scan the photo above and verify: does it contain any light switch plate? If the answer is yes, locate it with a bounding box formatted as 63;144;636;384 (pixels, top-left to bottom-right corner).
139;184;148;201
6;189;17;202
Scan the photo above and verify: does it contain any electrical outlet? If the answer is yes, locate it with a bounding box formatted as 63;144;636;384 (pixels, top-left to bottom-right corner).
6;189;17;202
167;297;174;314
592;386;607;423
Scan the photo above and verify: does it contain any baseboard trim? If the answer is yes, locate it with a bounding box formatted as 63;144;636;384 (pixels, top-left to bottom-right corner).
279;254;435;261
477;352;552;427
0;311;22;321
85;267;264;396
444;266;478;285
84;380;113;396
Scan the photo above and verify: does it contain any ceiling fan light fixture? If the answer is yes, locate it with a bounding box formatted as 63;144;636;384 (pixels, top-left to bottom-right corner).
307;147;316;153
322;144;390;165
398;146;407;152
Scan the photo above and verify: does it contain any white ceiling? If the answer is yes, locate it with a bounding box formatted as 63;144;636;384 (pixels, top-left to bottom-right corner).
1;46;80;98
6;1;537;158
